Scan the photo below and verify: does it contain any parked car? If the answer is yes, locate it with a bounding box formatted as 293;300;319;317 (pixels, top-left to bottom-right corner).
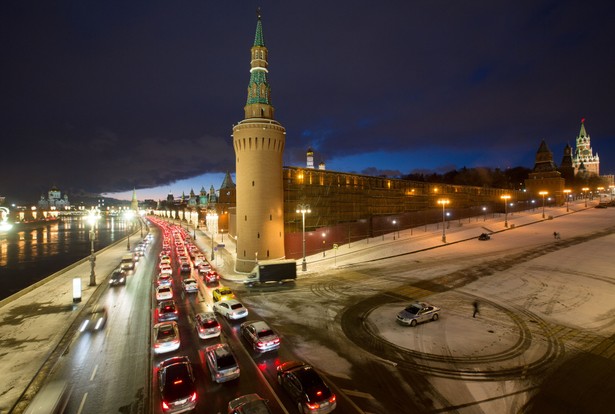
109;269;126;286
228;394;272;414
195;312;221;339
156;286;173;301
214;299;248;321
153;322;181;354
79;307;108;332
478;233;491;241
158;300;179;322
276;361;337;414
396;302;441;327
182;278;198;293
212;287;235;302
157;356;197;413
240;320;280;353
204;343;240;383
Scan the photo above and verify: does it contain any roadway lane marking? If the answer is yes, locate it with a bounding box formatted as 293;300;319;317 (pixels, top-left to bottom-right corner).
77;392;88;414
90;364;98;381
341;389;375;400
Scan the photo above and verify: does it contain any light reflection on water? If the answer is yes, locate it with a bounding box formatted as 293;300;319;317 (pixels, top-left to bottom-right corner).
0;217;132;300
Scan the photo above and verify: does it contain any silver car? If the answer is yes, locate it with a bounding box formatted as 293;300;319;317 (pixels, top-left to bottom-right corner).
228;394;272;414
396;302;441;327
195;312;221;339
240;321;280;353
204;343;240;383
214;299;248;321
153;321;181;354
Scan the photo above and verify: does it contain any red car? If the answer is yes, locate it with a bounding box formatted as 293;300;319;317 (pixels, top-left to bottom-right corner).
204;270;219;285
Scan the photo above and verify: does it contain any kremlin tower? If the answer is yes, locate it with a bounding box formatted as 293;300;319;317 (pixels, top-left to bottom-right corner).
232;11;286;272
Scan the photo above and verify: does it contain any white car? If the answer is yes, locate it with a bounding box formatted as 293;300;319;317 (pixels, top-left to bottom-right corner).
193;254;206;267
159;264;173;275
156;286;173;301
240;320;281;353
213;299;248;321
396;302;441;327
182;278;198;293
153;322;180;354
194;312;221;339
159;258;171;266
198;262;211;274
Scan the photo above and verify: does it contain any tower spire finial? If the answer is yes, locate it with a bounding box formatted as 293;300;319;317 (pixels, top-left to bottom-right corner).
256;7;261;20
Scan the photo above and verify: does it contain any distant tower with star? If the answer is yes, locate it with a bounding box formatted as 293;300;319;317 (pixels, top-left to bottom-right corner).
573;118;599;176
232;10;286;272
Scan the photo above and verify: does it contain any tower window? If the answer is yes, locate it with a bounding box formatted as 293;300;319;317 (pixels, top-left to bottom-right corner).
269;214;272;220
267;250;269;257
252;181;255;186
243;250;246;257
245;215;247;221
257;232;260;239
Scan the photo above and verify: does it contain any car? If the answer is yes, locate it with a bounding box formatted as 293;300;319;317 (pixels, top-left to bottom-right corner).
204;270;219;285
182;278;198;293
228;394;273;414
595;203;608;208
194;312;221;339
153;322;181;354
79;307;108;332
180;262;192;274
160;264;173;275
193;254;206;266
160;257;171;266
276;361;337;414
23;380;71;414
157;273;173;287
478;233;491;241
109;269;126;286
158;356;197;413
156;286;173;301
396;302;441;327
213;299;248;321
204;343;240;383
198;262;211;274
240;320;280;353
158;300;179;322
212;287;235;302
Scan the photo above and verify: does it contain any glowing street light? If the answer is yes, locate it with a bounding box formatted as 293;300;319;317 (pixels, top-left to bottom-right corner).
539;191;548;218
563;189;571;212
437;199;450;243
582;187;589;207
85;209;100;286
392;219;397;240
482;206;487;222
501;195;511;227
296;204;311;271
206;210;218;260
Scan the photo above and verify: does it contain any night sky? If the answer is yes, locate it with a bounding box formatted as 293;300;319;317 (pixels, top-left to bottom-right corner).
2;1;614;203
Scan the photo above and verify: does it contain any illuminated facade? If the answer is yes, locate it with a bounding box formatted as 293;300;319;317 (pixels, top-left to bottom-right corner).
573;119;599;176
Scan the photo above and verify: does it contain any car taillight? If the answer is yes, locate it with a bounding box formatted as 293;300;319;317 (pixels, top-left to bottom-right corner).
273;338;280;344
329;394;336;403
189;392;197;402
162;401;169;410
306;401;320;410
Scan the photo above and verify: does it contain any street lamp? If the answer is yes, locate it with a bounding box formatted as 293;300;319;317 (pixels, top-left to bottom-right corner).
482;206;487;222
86;209;99;286
392;220;397;240
501;195;511;227
296;204;311;271
563;189;571;212
220;229;224;243
322;232;326;257
437;199;450;243
539;191;548;219
582;187;589;207
124;210;134;251
206;211;218;261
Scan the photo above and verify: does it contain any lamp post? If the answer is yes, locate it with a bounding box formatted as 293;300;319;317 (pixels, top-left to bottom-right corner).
500;195;511;227
296;204;311;271
86;209;99;286
392;220;397;240
563;189;571;212
220;229;224;243
539;191;548;219
437;199;450;243
124;210;134;251
322;232;326;257
482;206;487;222
582;187;589;207
206;211;218;261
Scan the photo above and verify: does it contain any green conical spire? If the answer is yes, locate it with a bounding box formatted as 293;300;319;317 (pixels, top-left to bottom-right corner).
254;9;265;47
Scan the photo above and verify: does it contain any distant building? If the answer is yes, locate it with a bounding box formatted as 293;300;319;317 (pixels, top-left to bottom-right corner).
573;119;599;176
525;140;565;204
37;186;71;210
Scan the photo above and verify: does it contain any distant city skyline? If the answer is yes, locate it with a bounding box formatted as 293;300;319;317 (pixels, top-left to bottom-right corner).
2;2;614;203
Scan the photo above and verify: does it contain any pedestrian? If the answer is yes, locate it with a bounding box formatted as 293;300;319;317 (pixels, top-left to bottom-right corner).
473;300;479;318
553;231;557;239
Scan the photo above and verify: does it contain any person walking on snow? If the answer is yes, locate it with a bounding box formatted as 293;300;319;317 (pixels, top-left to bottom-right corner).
473;300;479;318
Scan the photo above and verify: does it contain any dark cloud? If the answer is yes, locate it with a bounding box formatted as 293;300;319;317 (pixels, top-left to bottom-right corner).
1;1;614;203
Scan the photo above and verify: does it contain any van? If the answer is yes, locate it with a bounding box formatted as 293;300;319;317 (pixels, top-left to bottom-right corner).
120;254;135;271
24;380;71;414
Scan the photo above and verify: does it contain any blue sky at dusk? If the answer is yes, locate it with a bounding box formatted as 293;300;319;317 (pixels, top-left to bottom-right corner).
2;1;614;203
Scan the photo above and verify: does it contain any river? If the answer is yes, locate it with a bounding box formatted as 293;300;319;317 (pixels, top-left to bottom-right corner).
0;216;143;301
